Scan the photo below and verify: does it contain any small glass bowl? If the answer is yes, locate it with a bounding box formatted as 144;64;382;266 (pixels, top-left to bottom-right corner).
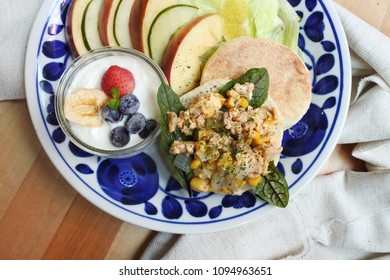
55;47;167;158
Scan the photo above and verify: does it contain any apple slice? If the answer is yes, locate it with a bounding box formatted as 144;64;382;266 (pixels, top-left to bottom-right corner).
130;0;178;56
115;0;136;47
161;14;223;96
98;0;135;48
147;4;199;66
98;0;118;46
66;0;104;57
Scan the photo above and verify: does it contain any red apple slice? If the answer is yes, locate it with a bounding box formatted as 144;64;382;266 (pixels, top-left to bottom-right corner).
99;0;121;46
147;4;199;66
66;0;104;57
115;0;136;47
98;0;135;48
161;14;223;96
129;0;178;56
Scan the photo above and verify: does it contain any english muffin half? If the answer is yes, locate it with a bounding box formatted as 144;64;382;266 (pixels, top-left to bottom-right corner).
201;37;312;129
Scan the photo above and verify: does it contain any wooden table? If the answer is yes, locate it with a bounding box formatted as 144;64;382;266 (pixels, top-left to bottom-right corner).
0;0;388;260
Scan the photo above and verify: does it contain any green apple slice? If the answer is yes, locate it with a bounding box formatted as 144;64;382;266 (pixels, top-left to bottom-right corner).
148;4;199;66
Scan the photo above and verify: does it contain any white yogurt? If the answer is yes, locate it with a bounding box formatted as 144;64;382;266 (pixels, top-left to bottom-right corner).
66;55;163;150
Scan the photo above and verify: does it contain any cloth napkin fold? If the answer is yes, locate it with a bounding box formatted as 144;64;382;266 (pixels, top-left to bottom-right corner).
0;0;44;101
140;3;390;260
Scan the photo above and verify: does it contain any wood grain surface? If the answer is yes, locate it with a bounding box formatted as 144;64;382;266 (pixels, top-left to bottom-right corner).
0;0;389;260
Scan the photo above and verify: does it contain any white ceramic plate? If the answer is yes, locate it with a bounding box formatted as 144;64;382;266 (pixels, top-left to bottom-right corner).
25;0;350;234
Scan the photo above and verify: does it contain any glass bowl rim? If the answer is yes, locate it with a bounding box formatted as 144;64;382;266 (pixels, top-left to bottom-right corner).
55;46;167;158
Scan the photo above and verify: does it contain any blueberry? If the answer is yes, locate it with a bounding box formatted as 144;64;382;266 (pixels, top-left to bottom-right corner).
110;126;130;147
102;105;123;123
126;113;146;134
119;94;140;115
139;119;158;139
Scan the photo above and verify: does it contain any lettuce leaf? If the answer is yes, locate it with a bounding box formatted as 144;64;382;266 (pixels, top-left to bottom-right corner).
179;0;300;54
248;0;300;53
248;0;281;39
277;0;301;54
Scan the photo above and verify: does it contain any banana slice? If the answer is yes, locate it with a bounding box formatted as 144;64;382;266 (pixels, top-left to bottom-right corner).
64;88;109;127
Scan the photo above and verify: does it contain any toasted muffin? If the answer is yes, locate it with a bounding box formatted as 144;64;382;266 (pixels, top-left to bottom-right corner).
201;37;312;129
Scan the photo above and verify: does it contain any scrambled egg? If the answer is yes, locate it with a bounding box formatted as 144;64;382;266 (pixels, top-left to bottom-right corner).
167;83;283;195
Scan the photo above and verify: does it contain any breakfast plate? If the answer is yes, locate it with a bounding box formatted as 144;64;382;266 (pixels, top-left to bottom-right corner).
25;0;350;234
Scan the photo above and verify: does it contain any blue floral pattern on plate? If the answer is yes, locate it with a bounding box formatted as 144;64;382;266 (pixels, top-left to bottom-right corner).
25;0;350;233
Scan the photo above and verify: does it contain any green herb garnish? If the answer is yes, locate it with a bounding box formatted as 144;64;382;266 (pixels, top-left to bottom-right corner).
107;87;121;110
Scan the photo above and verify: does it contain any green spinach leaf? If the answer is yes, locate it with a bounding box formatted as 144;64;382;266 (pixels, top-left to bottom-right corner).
157;83;186;115
219;68;269;108
157;83;193;196
254;162;289;208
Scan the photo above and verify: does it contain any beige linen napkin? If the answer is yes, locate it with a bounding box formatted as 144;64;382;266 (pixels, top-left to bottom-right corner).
140;3;390;260
0;0;44;101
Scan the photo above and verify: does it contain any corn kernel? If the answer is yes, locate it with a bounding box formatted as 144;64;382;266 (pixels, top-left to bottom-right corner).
248;176;262;186
198;129;214;140
233;178;246;188
248;128;259;138
220;187;232;194
204;106;216;118
226;89;240;99
205;160;218;171
218;153;233;170
190;158;202;169
190;177;209;192
248;129;267;146
216;93;226;105
226;90;234;97
263;119;275;126
252;135;268;146
239;97;249;108
225;96;237;108
196;140;207;152
206;149;220;161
